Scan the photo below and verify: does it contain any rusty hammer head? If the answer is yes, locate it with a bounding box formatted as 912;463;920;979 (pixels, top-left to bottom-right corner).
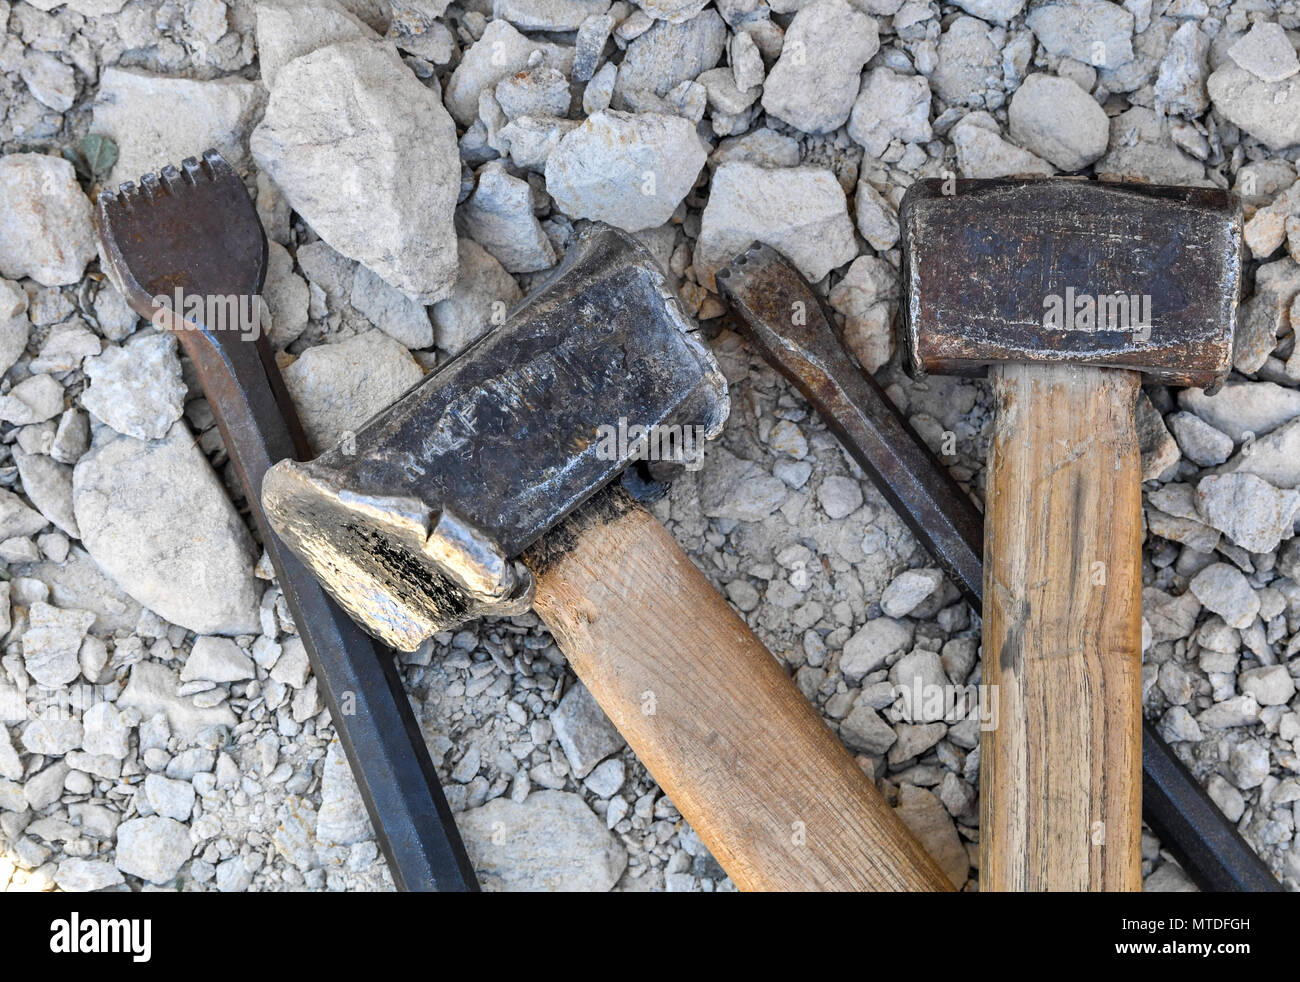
262;224;728;650
898;179;1243;390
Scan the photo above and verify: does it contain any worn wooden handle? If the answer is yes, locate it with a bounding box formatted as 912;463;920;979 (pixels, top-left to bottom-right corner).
982;364;1143;891
525;490;953;892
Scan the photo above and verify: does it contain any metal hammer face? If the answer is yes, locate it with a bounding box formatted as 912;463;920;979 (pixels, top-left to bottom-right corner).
262;224;728;651
899;179;1243;388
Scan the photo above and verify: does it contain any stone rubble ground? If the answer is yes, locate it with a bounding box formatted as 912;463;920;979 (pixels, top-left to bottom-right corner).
0;0;1299;893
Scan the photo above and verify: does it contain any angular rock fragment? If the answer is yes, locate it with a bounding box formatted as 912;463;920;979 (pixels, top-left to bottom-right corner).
458;790;627;890
545;111;706;232
81;333;187;441
430;238;523;356
458;163;557;273
0;155;97;287
695;162;858;288
252;40;460;303
445;20;575;126
848;68;933;157
92;68;265;188
1206;66;1300;151
73;423;262;636
1228;21;1300;83
614;9;726;100
760;0;878;134
1008;74;1108;171
254;0;377;88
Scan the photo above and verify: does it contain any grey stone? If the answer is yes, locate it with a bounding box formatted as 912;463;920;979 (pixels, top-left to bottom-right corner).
430;238;522;356
252;40;460;303
931;16;1001;108
1239;665;1295;706
81;702;135;759
1153;21;1210;117
22;602;94;688
317;739;373;845
0;376;65;426
826;254;897;372
1229;740;1269;789
119;662;236;742
1206;773;1245;821
13;449;78;539
263;240;310;349
93;68;265;189
182;636;255;683
445;20;574;126
894;784;967;887
1008;74;1108;171
1228;21;1299;83
54;858;125;892
698;448;788;521
848;67;932;157
839;701;897;754
1166;411;1232;466
583;758;625;798
81;333;187;441
458;790;627;890
1025;0;1134;67
282;331;424;451
760;0;878;134
1197;695;1259;728
881;569;944;618
550;682;625;778
497;0;611;31
0;155;96;287
115;816;192;883
349;265;433;349
1206;65;1300;152
459;163;557;273
143;773;195;821
1235;258;1300;374
545;111;707;232
21;717;83;756
1188;563;1258;630
254;0;377;88
1195;472;1299;553
614;9;727;100
818;475;863;519
73;424;262;636
952;113;1055;178
20;51;76;112
1093;107;1207;185
1179;380;1300;442
695;162;858;289
841;617;914;681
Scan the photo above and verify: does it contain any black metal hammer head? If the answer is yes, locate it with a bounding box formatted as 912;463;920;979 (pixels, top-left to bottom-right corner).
899;179;1243;390
262;223;729;650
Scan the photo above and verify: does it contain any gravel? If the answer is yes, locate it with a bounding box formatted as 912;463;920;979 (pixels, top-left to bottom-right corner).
1;0;1298;896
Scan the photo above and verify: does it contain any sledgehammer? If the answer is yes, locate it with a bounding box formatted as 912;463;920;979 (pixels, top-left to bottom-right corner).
263;223;952;891
898;179;1242;890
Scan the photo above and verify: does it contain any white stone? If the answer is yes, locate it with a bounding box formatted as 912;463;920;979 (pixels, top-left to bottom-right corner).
22;602;94;688
92;68;265;188
282;331;424;451
848;68;933;157
73;423;262;636
20;52;77;113
252;40;461;303
545;111;706;233
1153;21;1210;117
1206;66;1300;152
81;333;187;441
54;858;125;892
881;569;944;618
614;9;726;101
115;816;192;883
458;790;627;890
952;114;1055;178
760;0;878;134
1025;0;1134;67
254;0;377;88
0;155;96;287
182;636;255;683
1008;74;1108;171
316;739;373;845
1187;563;1259;630
828;255;897;372
459;163;557;273
431;238;522;356
841;616;913;680
695;162;858;289
1228;21;1300;83
1195;472;1300;553
445;20;575;126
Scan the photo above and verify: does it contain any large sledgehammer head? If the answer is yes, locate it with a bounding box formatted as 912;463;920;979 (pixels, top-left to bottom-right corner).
262;224;728;650
899;179;1243;389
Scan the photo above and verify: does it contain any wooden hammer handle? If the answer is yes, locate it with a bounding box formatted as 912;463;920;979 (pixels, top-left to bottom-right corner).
982;364;1144;891
525;489;953;892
